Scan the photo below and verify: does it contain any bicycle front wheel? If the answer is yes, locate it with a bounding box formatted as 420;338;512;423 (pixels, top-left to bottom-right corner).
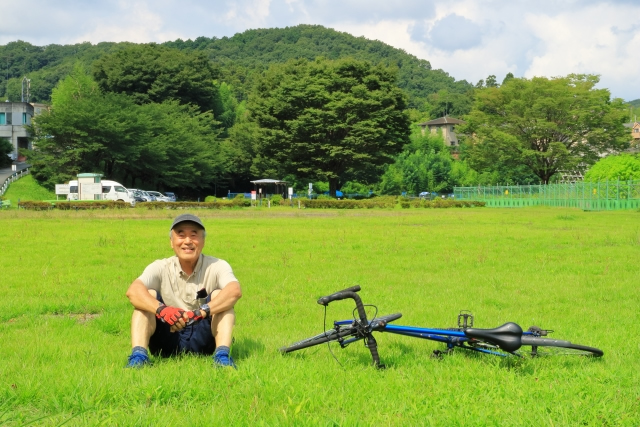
280;327;358;354
520;336;603;357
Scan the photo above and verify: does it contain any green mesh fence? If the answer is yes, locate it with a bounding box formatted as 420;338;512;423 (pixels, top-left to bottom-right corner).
454;180;640;210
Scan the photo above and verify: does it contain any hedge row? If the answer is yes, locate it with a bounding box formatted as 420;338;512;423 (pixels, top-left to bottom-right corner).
55;201;130;210
400;199;486;209
16;198;486;210
299;197;397;209
138;200;249;210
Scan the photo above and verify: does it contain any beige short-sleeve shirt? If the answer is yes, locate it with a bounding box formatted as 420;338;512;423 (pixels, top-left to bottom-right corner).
137;254;238;310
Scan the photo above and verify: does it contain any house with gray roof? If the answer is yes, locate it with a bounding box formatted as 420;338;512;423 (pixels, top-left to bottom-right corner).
418;116;465;146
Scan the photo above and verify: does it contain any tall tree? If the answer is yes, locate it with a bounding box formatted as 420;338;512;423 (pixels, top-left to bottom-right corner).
461;74;629;183
28;65;226;190
92;44;221;113
378;131;458;195
248;58;411;196
0;138;12;167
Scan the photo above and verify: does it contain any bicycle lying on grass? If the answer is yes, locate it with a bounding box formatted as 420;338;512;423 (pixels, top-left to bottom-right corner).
280;286;603;368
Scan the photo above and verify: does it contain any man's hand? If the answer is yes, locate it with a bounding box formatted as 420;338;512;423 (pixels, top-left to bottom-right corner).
155;304;185;325
184;310;205;326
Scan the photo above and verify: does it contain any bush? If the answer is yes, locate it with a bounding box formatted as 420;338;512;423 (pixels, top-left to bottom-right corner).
301;197;484;209
204;196;217;202
270;194;283;206
54;201;129;210
18;201;53;210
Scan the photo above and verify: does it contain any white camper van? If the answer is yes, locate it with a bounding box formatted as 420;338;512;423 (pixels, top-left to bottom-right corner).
67;180;135;206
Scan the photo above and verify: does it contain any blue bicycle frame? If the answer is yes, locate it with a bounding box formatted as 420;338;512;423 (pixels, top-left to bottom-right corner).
334;319;534;357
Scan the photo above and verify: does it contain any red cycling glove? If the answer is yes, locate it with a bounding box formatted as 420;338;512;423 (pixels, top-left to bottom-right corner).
184;309;205;326
155;304;185;326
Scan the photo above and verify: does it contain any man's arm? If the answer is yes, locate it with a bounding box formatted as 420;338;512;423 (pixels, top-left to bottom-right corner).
201;281;242;316
126;279;162;313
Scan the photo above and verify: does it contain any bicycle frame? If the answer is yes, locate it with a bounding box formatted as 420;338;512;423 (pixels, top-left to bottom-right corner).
334;319;534;357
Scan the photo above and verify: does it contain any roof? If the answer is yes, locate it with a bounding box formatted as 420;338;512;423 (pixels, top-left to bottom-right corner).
418;116;465;126
623;122;640;128
250;179;288;185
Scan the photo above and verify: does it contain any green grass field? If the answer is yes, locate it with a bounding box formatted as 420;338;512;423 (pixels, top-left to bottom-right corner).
1;184;639;424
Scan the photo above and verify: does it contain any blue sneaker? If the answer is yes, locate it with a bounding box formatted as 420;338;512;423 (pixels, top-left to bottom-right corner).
213;352;237;369
126;351;151;368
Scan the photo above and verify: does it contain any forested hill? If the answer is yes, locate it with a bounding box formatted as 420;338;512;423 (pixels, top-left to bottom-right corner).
163;25;473;108
0;24;472;110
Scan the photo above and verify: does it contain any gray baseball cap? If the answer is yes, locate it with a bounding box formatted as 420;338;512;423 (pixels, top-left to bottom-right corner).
170;214;205;231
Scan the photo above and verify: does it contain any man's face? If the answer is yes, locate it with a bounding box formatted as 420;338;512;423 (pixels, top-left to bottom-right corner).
170;222;205;264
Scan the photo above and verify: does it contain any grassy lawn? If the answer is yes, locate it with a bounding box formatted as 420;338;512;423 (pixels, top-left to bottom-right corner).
0;206;638;425
2;175;56;204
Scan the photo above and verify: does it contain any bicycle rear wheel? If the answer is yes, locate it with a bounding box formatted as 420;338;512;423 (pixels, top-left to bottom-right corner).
520;336;603;357
280;327;358;354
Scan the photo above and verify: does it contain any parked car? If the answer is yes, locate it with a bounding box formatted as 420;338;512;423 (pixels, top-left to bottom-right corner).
128;189;155;202
147;191;172;202
419;191;435;200
164;192;177;202
127;190;146;203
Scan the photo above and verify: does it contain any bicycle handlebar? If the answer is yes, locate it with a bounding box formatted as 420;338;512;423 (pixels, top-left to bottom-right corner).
316;285;361;306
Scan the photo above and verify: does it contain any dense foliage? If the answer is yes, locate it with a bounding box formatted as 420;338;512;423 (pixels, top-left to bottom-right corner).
377;130;479;195
246;58;411;196
460;75;629;184
1;25;473;112
92;44;222;113
584;154;640;181
28;65;227;191
0;137;12;167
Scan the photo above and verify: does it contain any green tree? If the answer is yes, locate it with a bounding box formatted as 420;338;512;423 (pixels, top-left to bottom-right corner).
248;58;411;196
378;131;454;195
0;137;12;167
28;65;226;190
584;154;640;181
92;44;221;113
461;74;629;184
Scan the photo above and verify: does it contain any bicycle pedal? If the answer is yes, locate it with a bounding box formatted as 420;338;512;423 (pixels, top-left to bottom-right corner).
457;310;474;329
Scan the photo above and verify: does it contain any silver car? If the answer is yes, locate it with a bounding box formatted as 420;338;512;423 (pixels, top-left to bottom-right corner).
147;191;172;202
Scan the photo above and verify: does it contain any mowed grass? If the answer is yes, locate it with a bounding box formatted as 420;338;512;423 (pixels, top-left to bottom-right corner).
0;206;639;425
2;175;56;203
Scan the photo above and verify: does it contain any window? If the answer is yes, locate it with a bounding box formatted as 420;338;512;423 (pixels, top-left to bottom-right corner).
5;113;11;125
102;186;112;193
22;113;27;124
0;113;4;125
115;186;127;193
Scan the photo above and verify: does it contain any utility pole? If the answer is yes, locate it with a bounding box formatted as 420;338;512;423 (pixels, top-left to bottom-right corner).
2;57;8;101
21;76;30;103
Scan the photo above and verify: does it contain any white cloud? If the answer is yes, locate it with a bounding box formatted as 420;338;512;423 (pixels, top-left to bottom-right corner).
1;0;639;100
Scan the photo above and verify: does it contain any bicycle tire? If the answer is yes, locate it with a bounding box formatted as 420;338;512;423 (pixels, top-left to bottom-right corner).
280;327;358;354
520;336;603;357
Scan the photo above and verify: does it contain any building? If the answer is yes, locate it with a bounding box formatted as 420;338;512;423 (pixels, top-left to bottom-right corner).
0;101;34;161
418;116;465;146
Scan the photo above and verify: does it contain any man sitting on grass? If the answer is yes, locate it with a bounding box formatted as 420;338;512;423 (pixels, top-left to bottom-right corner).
125;214;242;368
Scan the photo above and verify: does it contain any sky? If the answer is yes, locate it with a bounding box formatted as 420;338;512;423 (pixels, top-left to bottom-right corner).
2;0;639;101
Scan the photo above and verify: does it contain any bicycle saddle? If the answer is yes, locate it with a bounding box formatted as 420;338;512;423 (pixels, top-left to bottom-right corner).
464;322;523;352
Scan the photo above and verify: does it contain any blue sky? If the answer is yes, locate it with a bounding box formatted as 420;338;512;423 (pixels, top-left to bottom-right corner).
2;0;639;101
